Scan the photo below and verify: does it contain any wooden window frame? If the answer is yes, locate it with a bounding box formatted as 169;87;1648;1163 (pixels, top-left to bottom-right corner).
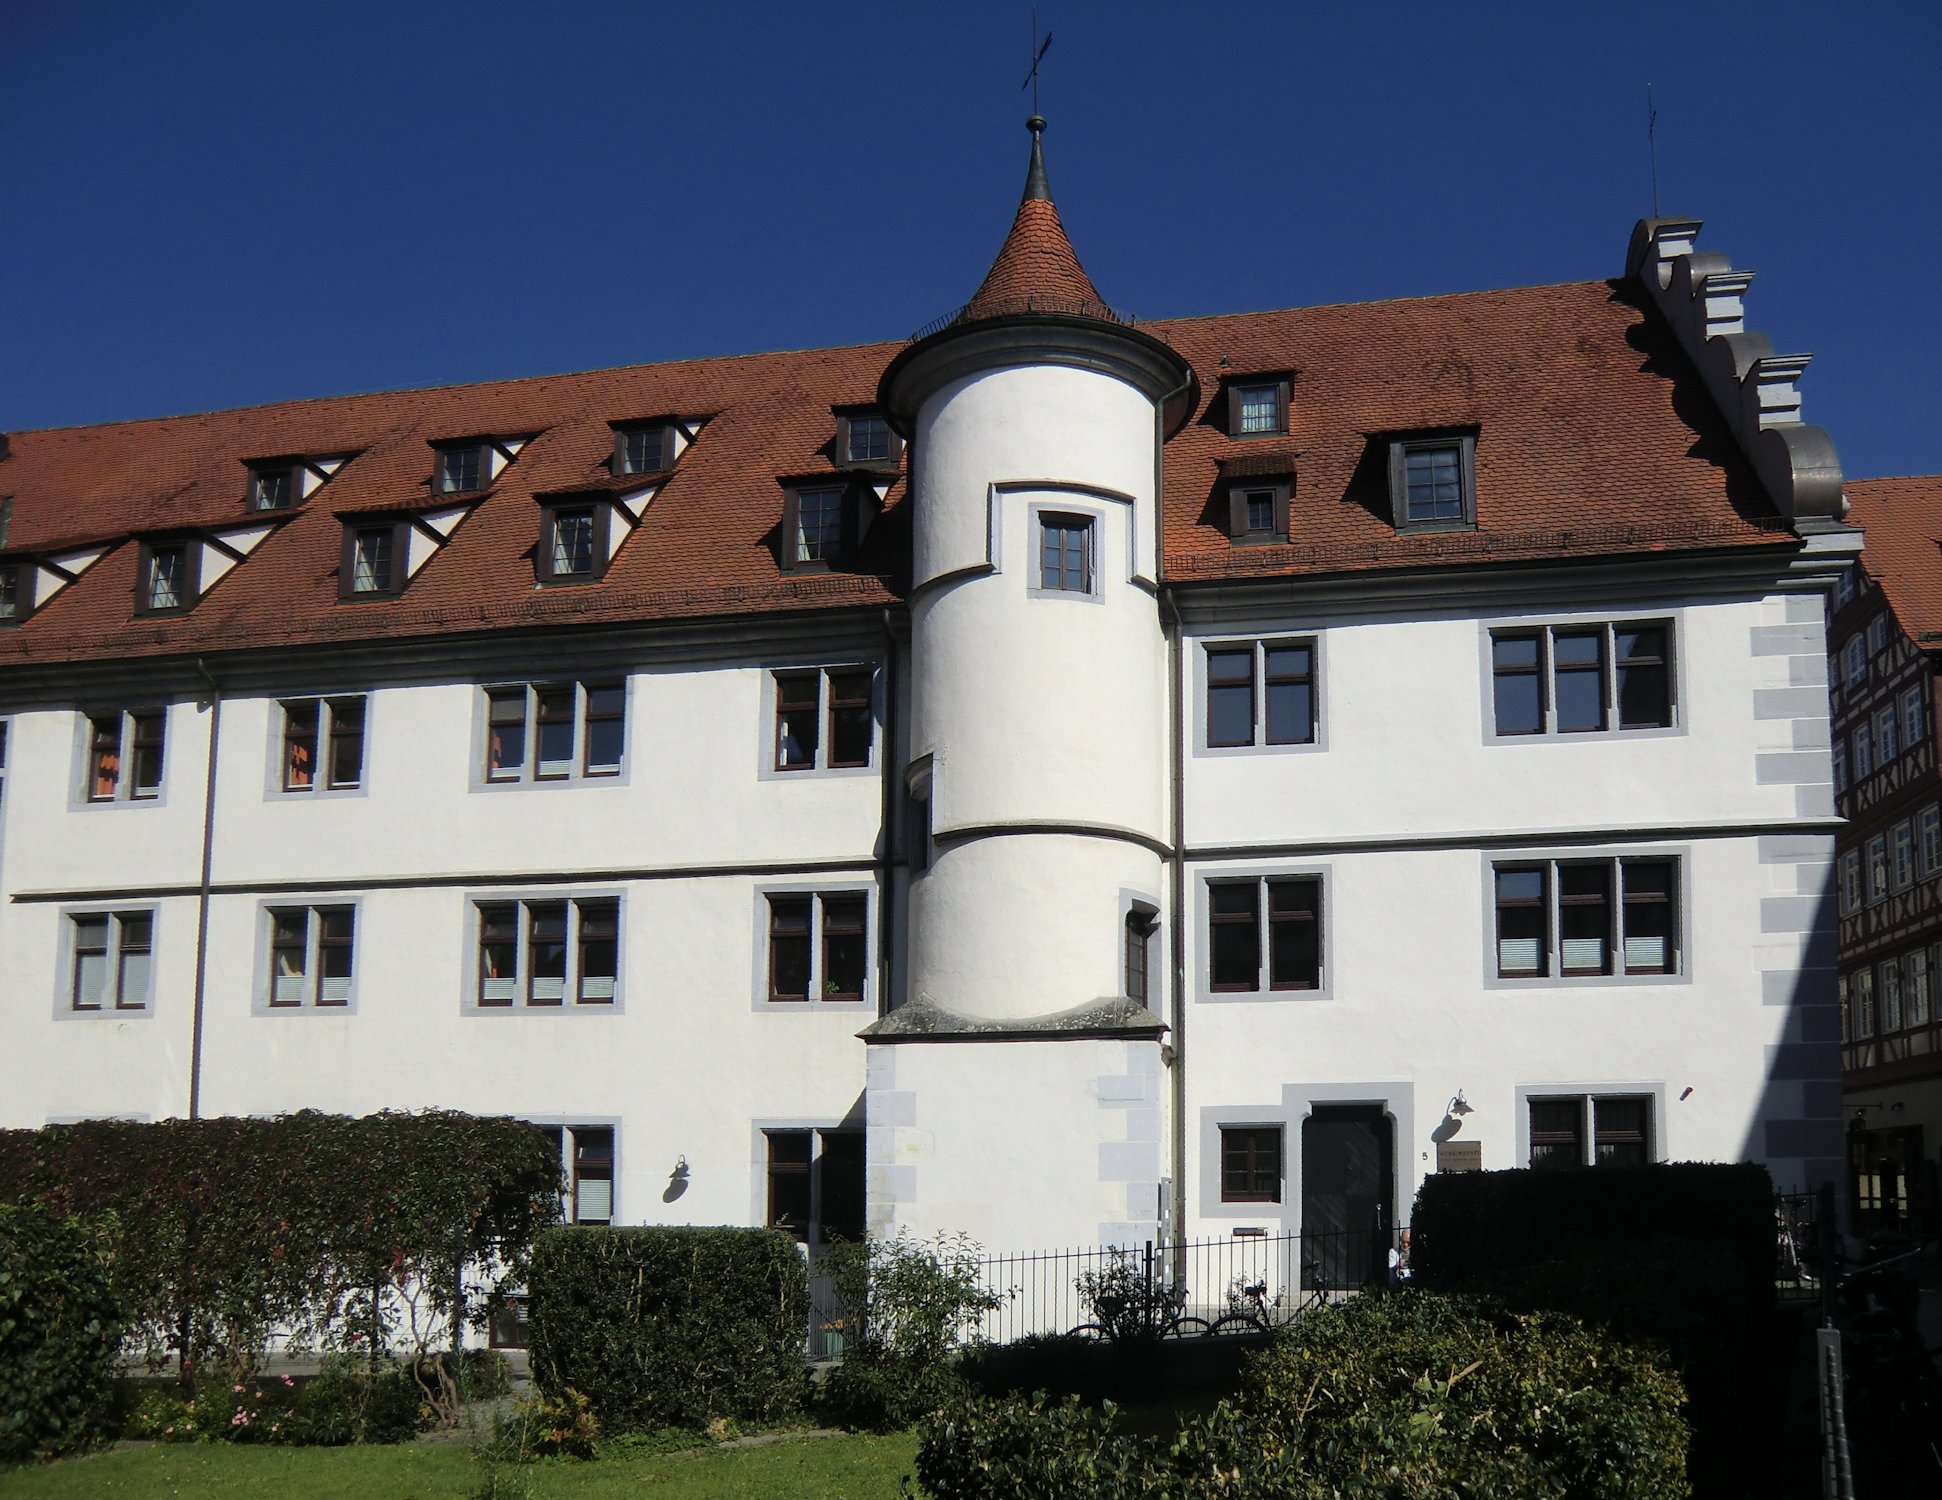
1202;639;1319;748
432;440;490;496
280;696;366;792
1226;480;1290;544
1219;1125;1283;1203
86;707;165;803
266;904;355;1008
472;897;620;1010
482;681;625;785
1207;874;1324;994
771;666;875;772
765;1129;814;1240
1125;904;1158;1004
246;460;301;511
69;910;153;1013
1494;857;1679;979
1228;378;1290;438
1489;620;1674;736
1386;434;1477;531
134;539;201;616
1528;1095;1654;1169
763;889;871;1005
536;501;611;585
610;421;674;477
339;520;409;601
834;411;902;470
780;482;852;572
0;562;33;624
1036;512;1094;594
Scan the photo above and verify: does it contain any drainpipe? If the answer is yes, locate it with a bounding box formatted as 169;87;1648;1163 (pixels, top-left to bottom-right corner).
1153;363;1195;1280
1161;587;1187;1280
878;609;899;1017
187;658;222;1120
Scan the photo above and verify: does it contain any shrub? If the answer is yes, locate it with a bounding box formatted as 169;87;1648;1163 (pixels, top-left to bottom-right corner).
526;1225;807;1432
913;1292;1689;1499
915;1393;1158;1499
0;1204;123;1462
119;1358;427;1446
0;1112;560;1378
820;1231;1002;1430
1240;1291;1689;1498
1409;1161;1774;1303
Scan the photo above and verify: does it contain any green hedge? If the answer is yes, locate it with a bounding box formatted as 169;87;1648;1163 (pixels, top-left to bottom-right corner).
914;1291;1690;1498
527;1226;808;1431
0;1205;124;1462
1410;1163;1775;1499
1410;1161;1775;1297
0;1112;560;1375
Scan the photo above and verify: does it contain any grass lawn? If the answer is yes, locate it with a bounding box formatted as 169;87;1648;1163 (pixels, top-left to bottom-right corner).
3;1430;922;1499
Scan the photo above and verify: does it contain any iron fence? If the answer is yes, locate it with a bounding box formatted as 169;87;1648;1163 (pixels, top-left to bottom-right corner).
971;1227;1400;1346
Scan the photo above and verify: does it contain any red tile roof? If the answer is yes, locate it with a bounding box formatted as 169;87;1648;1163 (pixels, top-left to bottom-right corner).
0;276;1796;668
1845;476;1942;642
961;197;1113;324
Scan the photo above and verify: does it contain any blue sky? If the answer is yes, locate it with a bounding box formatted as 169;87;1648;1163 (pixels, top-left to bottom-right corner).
4;1;1937;479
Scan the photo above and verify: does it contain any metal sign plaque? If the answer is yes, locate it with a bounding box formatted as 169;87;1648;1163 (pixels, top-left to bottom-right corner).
1436;1141;1483;1173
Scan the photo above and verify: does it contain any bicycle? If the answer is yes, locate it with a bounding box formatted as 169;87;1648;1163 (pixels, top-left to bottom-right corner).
1067;1252;1211;1342
1207;1275;1323;1336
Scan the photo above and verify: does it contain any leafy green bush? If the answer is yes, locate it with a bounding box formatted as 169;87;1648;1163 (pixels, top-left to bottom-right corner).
820;1231;1001;1430
0;1112;560;1378
0;1205;123;1462
915;1394;1152;1498
913;1292;1690;1499
1240;1291;1689;1497
1410;1161;1774;1304
119;1357;427;1445
526;1225;807;1432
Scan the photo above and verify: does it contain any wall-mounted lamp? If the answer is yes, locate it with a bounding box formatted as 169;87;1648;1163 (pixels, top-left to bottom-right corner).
1445;1091;1474;1119
663;1155;691;1204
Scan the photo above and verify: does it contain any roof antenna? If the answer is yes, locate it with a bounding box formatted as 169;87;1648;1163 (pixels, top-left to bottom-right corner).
1646;83;1661;217
1022;8;1052;118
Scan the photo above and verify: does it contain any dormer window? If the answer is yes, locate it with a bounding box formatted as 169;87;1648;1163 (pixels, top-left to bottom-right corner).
835;411;901;469
538;502;609;584
248;464;296;511
612;422;672;477
435;443;487;495
136;541;198;615
782;484;846;570
1229;378;1290;438
776;475;885;573
340;521;406;600
1386;434;1477;531
0;563;31;624
1227;482;1290;545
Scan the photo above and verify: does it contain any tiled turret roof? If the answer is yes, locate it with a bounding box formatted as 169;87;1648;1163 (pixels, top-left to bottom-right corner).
956;117;1121;325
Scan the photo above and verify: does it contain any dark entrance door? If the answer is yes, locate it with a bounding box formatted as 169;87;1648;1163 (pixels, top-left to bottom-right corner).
1300;1105;1393;1290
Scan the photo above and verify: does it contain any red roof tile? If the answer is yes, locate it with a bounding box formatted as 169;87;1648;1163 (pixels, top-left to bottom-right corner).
0;276;1796;668
1845;476;1942;642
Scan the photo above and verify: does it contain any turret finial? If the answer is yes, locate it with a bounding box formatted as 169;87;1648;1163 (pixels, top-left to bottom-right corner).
1023;115;1051;201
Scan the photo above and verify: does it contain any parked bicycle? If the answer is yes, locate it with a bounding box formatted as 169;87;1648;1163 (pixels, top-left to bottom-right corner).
1067;1249;1211;1341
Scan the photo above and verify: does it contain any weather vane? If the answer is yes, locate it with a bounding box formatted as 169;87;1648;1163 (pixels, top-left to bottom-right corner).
1022;9;1052;117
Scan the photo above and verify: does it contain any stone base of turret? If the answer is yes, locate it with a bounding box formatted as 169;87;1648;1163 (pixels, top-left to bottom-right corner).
861;998;1168;1255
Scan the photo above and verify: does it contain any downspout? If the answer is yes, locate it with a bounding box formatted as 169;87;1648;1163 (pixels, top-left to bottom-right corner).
1154;363;1195;1280
1161;587;1187;1279
878;609;899;1017
187;658;221;1120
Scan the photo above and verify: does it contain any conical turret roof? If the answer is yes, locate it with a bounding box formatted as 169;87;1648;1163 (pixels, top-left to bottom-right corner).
956;117;1122;325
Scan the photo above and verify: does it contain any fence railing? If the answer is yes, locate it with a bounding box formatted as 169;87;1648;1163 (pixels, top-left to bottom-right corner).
803;1188;1837;1355
971;1227;1399;1346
